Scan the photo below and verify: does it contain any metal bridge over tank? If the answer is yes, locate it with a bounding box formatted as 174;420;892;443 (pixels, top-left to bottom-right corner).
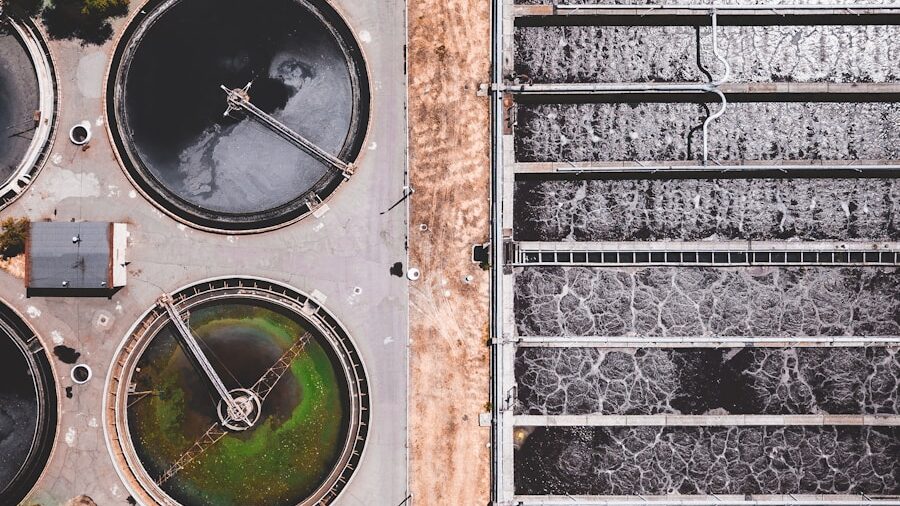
221;83;355;178
511;241;900;267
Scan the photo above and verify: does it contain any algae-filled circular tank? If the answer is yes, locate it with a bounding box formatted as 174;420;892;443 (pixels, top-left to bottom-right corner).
0;302;57;505
107;0;370;232
106;278;369;506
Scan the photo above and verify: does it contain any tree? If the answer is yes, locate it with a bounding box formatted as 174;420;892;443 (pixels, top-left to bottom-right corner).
2;0;43;18
0;217;29;258
79;0;128;16
42;0;128;44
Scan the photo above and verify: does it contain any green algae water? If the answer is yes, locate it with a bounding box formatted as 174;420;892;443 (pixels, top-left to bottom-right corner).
128;302;349;506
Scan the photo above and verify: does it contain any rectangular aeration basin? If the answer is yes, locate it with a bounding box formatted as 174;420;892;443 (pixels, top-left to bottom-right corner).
515;347;900;416
514;266;900;338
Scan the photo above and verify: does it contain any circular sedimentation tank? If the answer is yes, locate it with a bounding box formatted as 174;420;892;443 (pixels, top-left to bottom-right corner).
0;302;57;505
107;0;370;232
0;15;56;208
105;278;369;506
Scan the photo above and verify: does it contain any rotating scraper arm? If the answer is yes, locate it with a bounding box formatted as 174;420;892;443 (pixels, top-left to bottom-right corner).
220;84;354;176
157;295;242;416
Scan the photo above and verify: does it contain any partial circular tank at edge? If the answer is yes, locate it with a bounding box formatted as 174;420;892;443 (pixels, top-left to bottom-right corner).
0;302;57;505
0;19;39;183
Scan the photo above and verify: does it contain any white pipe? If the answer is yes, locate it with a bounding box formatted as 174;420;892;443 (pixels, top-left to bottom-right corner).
709;10;731;86
490;0;508;503
554;164;900;173
515;498;900;506
516;335;900;347
556;3;900;11
702;89;727;161
514;413;900;426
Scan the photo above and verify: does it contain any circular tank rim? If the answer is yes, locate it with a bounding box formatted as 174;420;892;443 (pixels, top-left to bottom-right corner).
0;15;59;212
102;276;371;506
0;297;60;506
103;0;373;234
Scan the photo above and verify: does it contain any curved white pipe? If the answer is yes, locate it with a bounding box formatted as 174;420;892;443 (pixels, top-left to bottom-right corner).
709;9;731;86
702;89;727;162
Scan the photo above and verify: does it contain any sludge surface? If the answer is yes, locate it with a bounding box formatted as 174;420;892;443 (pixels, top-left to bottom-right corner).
515;347;900;415
515;102;900;162
515;426;900;496
514;267;900;337
514;178;900;242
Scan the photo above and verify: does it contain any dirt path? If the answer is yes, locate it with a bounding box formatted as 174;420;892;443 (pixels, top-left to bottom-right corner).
407;0;492;503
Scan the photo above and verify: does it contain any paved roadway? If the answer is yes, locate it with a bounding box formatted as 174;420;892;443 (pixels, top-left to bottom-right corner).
0;0;409;504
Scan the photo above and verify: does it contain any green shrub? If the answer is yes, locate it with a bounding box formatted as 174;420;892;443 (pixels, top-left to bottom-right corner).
0;217;29;258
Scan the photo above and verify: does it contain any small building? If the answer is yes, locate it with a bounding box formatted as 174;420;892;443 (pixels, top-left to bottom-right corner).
26;222;128;297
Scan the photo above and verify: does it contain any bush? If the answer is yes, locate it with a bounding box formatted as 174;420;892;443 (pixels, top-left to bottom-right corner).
0;217;29;258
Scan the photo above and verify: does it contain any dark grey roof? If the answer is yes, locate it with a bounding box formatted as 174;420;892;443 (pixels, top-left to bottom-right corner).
28;222;111;290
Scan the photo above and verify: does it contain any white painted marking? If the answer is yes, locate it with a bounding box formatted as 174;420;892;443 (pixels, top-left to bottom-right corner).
65;427;76;446
311;289;327;303
88;417;98;428
227;235;236;243
312;222;325;232
26;306;41;318
368;142;377;151
177;224;187;231
128;190;137;199
359;30;372;43
95;116;104;127
51;153;62;165
383;336;394;345
51;330;64;345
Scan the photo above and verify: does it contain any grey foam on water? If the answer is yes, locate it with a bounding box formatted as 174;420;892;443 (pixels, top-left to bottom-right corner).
515;102;900;163
516;0;900;5
515;179;900;242
516;25;900;84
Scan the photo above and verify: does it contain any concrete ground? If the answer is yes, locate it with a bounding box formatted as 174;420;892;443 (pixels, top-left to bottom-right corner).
0;0;409;504
408;0;492;503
